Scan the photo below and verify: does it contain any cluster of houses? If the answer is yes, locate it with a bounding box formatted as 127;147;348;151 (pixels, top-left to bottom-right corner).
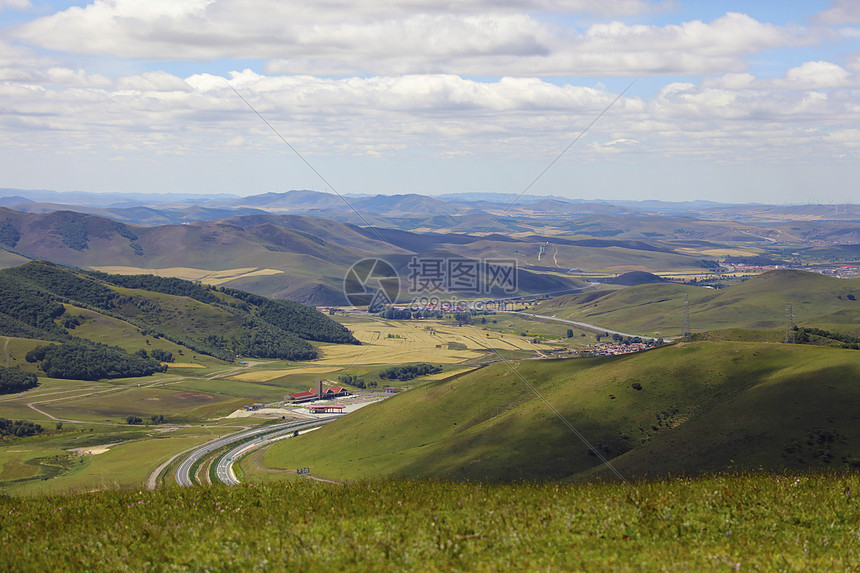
578;342;652;357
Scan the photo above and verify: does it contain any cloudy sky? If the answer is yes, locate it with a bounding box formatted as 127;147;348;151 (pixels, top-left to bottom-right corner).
2;0;860;204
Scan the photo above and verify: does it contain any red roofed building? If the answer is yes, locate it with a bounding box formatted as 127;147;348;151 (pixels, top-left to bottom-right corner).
322;387;349;399
286;381;350;404
286;390;318;404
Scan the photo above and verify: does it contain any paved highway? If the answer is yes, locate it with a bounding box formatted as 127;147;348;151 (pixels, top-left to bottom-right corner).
174;418;333;487
214;419;335;485
502;311;669;341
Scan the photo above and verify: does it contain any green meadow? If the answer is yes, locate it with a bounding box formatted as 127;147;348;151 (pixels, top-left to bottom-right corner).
1;473;857;571
259;341;860;483
537;270;860;338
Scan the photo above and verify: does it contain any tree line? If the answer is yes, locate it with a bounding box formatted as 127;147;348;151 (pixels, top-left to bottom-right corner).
0;366;39;394
795;326;860;349
378;363;442;381
221;288;358;344
26;340;168;380
0;418;43;438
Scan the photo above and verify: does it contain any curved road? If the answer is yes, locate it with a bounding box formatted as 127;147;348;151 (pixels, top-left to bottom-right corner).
503;311;669;341
215;419;336;485
174;418;335;487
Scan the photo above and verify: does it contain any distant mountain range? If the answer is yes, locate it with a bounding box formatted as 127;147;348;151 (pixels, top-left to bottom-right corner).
0;208;593;303
4;188;858;229
1;188;859;304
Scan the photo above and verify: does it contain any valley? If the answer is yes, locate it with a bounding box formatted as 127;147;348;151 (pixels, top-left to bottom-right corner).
0;190;858;570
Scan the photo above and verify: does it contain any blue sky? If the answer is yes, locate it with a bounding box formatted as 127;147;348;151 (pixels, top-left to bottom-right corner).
2;0;860;204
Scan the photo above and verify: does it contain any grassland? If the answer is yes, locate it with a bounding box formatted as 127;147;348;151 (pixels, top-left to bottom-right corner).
477;313;598;345
258;340;860;483
230;366;343;383
452;238;720;275
536;270;860;338
90;265;285;285
2;473;858;571
0;315;550;495
2;335;51;371
313;318;553;366
61;304;195;359
0;423;247;496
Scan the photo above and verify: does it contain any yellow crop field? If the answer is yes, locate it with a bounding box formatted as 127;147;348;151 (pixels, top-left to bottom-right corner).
312;320;550;365
90;266;284;284
418;367;480;381
676;247;759;257
168;363;206;369
231;366;342;383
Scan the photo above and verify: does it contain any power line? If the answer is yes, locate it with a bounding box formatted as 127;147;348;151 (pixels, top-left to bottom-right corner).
226;82;390;247
476;79;637;238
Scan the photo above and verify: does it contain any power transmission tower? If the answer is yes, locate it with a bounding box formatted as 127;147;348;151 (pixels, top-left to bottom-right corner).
785;304;796;344
682;293;691;340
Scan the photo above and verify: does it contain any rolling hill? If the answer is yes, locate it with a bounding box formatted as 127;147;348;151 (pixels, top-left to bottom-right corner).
535;270;860;338
0;208;593;302
0;261;358;364
262;340;860;482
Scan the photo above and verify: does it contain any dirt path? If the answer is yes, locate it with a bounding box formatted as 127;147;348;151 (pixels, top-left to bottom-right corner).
302;474;344;485
3;336;9;367
27;402;59;420
22;375;190;425
0;386;101;403
501;311;668;341
146;449;190;490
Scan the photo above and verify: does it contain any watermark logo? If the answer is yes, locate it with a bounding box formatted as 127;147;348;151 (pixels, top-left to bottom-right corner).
343;258;400;311
406;257;517;295
344;256;518;311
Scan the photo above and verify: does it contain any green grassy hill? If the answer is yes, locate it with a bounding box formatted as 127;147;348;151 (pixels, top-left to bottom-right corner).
261;340;860;482
536;270;860;338
0;261;358;365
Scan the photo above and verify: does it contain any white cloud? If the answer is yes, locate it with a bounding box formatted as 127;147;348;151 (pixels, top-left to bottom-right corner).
0;0;31;11
781;61;851;89
814;0;860;25
702;61;860;92
116;71;192;92
0;40;48;81
2;67;859;169
14;3;803;76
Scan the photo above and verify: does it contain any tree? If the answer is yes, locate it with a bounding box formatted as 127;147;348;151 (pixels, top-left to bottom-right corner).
378;363;442;381
0;365;39;395
0;418;43;437
127;416;143;425
337;373;366;389
566;329;574;338
149;349;173;363
27;341;167;380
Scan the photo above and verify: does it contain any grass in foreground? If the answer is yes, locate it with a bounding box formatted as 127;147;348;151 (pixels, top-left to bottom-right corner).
1;472;858;571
